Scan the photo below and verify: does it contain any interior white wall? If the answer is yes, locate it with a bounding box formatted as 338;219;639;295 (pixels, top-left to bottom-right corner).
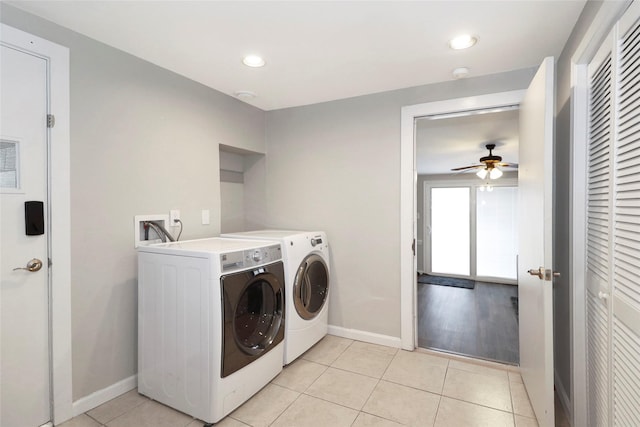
0;4;265;401
264;70;535;338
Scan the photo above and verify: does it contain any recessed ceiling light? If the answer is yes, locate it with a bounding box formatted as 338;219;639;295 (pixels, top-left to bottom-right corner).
234;90;257;99
242;55;265;67
449;34;478;50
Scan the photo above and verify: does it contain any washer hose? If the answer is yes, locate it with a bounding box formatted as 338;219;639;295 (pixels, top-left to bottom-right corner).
144;221;175;242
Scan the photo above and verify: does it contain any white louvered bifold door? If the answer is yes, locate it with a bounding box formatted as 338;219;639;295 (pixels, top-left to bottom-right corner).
613;7;640;426
586;33;614;427
585;3;640;426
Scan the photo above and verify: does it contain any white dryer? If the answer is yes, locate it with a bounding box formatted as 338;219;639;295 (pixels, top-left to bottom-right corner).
221;230;330;364
137;238;285;424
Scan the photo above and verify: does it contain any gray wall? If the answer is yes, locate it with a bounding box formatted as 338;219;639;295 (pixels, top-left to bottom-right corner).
264;69;536;337
553;0;603;412
2;0;598;409
0;4;265;400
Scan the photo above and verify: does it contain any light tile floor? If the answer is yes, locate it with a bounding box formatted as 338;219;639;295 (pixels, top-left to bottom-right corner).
60;335;542;427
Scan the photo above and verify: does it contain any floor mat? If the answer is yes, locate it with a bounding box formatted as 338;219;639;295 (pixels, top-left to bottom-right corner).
418;274;475;289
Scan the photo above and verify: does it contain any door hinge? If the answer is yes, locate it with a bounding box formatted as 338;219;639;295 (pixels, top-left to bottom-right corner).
48;258;53;267
47;114;55;128
411;239;416;256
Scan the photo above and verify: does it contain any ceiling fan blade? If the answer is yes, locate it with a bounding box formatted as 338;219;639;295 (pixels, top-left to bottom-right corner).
498;162;519;168
450;164;483;171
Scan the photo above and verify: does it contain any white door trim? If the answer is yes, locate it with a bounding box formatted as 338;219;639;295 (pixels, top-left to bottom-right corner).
569;2;631;426
400;90;526;350
1;24;72;424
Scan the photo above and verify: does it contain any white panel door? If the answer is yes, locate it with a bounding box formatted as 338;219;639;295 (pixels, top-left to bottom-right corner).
0;45;50;426
517;56;555;427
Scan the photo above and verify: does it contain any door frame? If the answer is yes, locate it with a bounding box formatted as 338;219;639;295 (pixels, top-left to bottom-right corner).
1;24;72;424
569;2;632;426
400;90;525;350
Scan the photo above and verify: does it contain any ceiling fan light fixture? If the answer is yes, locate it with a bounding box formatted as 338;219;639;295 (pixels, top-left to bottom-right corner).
476;168;488;179
489;167;503;179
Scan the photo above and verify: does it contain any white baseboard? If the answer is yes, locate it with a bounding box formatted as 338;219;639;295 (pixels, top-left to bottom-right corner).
328;325;402;348
72;375;137;417
554;370;572;424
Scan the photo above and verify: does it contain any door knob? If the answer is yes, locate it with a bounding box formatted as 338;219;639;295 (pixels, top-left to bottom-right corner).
13;258;43;272
527;267;544;279
598;291;610;300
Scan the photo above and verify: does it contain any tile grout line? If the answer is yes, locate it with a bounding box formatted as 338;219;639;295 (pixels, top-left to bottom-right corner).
87;336;534;427
508;377;517;426
352;346;407;426
266;339;358;427
430;358;452;426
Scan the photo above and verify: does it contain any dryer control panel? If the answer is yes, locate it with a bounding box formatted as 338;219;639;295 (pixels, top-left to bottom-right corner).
220;244;282;272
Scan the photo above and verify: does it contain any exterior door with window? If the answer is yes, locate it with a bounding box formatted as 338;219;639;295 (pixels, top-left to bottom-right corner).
0;43;51;426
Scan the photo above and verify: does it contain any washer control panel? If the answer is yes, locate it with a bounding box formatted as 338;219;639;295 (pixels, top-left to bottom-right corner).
220;244;282;272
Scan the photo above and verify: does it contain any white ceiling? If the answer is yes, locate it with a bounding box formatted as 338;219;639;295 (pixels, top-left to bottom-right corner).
416;109;519;175
9;1;585;111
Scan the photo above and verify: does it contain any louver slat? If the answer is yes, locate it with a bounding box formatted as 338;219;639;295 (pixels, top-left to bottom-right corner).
586;51;612;427
587;54;611;285
614;17;640;426
613;318;640;426
587;293;610;427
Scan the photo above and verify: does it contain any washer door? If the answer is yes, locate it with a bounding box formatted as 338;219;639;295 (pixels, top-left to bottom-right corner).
222;262;285;378
293;254;329;320
234;274;283;355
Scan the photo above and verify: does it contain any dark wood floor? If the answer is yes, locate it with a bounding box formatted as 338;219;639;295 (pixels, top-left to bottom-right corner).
417;280;519;365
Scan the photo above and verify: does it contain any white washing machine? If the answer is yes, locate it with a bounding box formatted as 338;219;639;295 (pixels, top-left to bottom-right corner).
137;238;285;424
221;230;330;364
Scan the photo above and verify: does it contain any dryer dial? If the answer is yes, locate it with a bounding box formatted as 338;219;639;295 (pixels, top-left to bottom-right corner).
252;250;262;262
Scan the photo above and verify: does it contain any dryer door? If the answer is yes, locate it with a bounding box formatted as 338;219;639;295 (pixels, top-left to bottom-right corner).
293;254;329;320
222;262;285;377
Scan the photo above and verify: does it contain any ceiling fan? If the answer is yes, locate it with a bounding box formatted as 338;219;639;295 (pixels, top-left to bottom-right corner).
451;143;517;179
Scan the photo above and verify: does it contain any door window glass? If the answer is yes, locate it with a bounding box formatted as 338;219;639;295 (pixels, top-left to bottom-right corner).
0;140;19;189
431;187;470;276
476;186;518;279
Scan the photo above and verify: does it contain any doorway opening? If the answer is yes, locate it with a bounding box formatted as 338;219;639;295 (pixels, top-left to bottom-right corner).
415;109;520;365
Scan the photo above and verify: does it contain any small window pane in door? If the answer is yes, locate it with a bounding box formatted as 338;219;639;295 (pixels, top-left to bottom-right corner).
0;140;19;189
431;187;470;276
476;186;518;279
